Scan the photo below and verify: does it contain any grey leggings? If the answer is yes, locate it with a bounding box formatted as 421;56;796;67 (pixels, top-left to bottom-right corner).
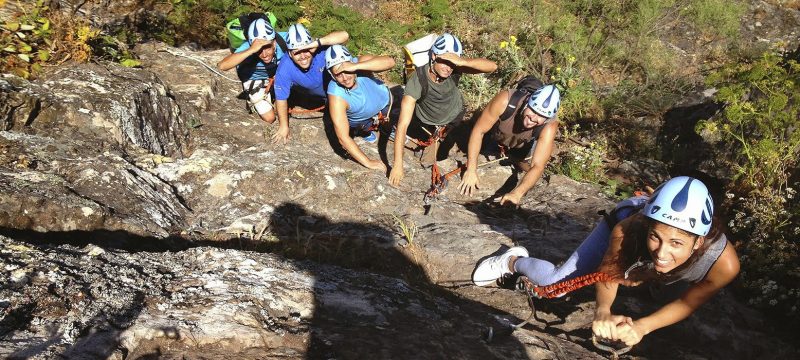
513;218;612;286
513;197;645;286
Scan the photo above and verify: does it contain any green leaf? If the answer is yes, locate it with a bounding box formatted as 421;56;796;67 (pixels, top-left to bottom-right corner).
40;19;50;31
5;22;20;31
17;53;30;62
3;45;16;53
20;24;35;31
19;43;32;53
38;49;49;61
120;58;141;68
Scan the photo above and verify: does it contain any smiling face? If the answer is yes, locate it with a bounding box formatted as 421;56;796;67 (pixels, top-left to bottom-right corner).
521;107;549;128
430;54;454;79
257;41;276;63
646;221;703;273
290;48;314;70
331;63;357;89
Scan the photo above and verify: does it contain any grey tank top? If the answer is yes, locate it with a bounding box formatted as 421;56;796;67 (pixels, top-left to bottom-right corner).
659;234;728;285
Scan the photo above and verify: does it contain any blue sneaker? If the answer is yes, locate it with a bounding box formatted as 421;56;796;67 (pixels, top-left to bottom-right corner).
387;127;409;144
362;131;377;144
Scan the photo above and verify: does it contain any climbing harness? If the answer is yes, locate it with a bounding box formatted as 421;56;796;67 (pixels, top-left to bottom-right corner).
423;162;464;205
423;153;533;206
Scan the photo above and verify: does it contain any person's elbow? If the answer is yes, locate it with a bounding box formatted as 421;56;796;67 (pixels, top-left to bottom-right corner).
484;60;498;73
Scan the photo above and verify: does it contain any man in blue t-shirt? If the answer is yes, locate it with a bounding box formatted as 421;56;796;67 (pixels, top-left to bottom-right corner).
272;23;349;144
325;44;396;172
217;18;287;124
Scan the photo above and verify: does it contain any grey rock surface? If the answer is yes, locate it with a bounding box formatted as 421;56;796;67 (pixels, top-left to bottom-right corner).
0;42;797;359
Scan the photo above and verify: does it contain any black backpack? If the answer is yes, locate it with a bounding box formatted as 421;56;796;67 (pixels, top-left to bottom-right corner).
499;75;544;120
239;12;289;54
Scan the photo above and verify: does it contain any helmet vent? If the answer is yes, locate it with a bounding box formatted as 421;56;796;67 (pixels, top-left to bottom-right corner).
670;178;693;211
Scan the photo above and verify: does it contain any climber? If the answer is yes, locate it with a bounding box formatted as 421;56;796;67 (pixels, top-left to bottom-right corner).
388;32;497;186
457;84;560;206
272;23;349;144
217;18;287;125
472;176;740;346
325;44;395;171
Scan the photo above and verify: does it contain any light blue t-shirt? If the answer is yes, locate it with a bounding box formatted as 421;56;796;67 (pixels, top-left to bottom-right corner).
234;32;287;82
327;76;390;123
274;48;328;101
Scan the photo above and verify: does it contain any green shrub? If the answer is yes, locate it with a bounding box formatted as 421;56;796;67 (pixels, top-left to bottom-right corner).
699;51;800;324
0;0;54;78
553;124;609;184
683;0;745;39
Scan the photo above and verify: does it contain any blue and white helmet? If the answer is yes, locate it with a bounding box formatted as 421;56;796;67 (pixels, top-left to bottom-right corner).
247;18;276;44
527;85;560;119
325;45;352;69
643;176;714;236
430;33;463;57
286;23;314;50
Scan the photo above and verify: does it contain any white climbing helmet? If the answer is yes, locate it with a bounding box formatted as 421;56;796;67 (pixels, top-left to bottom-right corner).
643;176;714;236
247;18;276;44
430;33;463;57
286;23;314;50
325;45;352;70
527;85;561;119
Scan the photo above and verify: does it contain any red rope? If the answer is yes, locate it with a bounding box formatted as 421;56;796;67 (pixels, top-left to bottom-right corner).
522;272;613;299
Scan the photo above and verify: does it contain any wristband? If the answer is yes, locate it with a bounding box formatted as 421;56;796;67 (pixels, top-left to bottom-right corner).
316;39;322;47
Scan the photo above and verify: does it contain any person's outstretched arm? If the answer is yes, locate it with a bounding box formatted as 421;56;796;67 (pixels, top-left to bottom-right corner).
293;31;350;52
459;90;508;196
615;243;740;346
388;95;416;186
328;94;386;171
498;121;557;206
437;52;497;74
338;55;396;74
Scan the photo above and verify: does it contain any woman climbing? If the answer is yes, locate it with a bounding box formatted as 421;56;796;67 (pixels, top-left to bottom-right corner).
472;176;740;346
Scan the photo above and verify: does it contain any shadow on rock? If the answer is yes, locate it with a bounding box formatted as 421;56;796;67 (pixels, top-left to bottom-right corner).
264;202;534;359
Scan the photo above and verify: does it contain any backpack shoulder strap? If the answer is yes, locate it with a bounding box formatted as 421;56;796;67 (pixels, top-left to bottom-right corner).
415;65;429;103
275;33;288;54
499;89;529;122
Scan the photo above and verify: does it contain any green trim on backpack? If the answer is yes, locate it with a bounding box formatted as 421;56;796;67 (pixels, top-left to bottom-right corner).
225;12;278;50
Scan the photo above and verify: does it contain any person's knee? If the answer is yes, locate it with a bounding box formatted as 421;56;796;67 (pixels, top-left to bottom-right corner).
258;107;276;123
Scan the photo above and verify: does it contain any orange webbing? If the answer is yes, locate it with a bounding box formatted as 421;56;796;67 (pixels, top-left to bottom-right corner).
416;126;448;148
367;111;389;132
288;105;326;114
527;272;613;299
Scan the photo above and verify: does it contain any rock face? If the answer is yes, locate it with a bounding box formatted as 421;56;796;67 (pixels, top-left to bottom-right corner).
0;236;590;360
0;63;190;238
0;42;798;359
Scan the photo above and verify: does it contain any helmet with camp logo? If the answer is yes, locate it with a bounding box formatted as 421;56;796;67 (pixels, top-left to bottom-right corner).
286;23;314;50
325;45;352;69
247;18;276;44
527;85;560;119
430;33;463;57
643;176;714;236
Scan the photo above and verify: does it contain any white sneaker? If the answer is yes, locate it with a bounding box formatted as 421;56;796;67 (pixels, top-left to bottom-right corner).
472;246;529;286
